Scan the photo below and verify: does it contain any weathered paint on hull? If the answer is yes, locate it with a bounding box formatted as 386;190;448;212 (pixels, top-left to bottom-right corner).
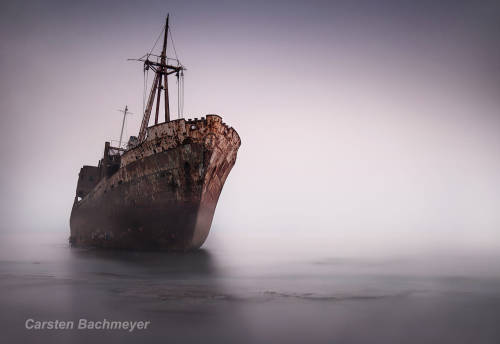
70;115;240;250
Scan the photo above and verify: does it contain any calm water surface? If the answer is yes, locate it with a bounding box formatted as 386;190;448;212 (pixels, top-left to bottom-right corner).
0;231;499;343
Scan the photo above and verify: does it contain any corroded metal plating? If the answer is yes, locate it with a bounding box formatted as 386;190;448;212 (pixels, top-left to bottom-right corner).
70;115;240;250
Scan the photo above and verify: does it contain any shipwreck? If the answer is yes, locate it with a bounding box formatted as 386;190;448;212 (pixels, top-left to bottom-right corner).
69;15;241;250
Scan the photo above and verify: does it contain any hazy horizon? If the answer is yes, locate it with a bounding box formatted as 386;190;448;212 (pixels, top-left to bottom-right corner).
1;0;500;255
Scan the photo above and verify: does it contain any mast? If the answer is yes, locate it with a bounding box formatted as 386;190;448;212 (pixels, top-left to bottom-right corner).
137;14;184;142
118;105;130;148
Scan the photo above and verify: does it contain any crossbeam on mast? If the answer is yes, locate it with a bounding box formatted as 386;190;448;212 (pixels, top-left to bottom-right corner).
136;14;186;142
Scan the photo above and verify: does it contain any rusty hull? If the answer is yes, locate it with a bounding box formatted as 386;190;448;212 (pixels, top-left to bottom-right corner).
70;115;240;250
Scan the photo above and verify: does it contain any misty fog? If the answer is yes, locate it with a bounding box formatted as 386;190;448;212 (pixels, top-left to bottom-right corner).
1;0;499;256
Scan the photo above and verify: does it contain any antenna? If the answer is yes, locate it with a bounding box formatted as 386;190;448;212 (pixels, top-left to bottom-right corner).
117;105;134;148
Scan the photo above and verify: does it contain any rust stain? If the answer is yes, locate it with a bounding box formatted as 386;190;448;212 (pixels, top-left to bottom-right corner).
70;115;240;250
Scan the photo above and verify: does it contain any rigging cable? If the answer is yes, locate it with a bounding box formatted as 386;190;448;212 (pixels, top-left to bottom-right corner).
149;23;166;56
168;26;179;61
169;23;184;118
179;72;181;119
180;70;184;117
142;68;146;115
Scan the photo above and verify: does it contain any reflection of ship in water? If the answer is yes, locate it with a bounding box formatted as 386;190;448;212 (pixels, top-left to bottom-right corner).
62;245;251;342
70;248;217;278
69;15;241;250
